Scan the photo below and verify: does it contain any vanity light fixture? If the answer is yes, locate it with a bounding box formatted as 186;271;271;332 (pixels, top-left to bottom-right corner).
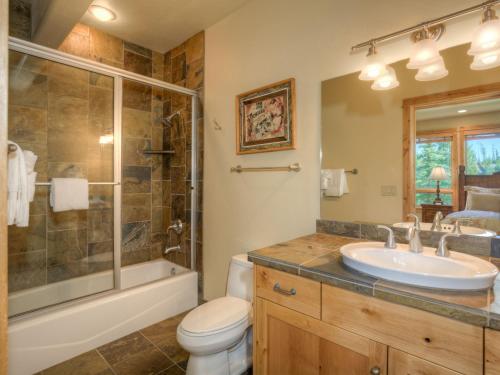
358;43;388;81
351;1;500;89
469;6;500;69
371;66;399;91
88;5;116;22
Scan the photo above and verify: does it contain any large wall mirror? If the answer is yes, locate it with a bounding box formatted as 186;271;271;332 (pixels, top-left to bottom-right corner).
321;43;500;234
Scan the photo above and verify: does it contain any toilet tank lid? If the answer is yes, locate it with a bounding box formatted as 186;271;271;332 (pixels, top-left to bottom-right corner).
232;253;253;268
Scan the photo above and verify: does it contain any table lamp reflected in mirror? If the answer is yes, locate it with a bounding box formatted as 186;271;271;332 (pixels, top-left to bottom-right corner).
429;166;448;205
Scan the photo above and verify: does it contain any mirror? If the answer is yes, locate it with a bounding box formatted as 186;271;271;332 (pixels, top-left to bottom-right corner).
321;43;500;235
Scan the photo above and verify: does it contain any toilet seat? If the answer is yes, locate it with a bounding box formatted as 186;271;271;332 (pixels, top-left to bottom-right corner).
180;296;251;336
177;297;251;355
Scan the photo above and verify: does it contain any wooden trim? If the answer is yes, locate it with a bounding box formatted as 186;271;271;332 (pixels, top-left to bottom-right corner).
485;328;500;375
235;78;296;155
403;83;500;218
0;0;8;373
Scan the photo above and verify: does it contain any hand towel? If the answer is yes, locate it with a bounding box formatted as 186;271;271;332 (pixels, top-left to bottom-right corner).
321;169;349;197
7;141;29;227
50;178;89;212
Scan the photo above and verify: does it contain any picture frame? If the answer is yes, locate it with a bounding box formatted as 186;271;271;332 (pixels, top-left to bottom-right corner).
236;78;296;154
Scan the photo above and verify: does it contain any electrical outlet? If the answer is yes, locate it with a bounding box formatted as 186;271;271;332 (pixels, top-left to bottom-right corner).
381;185;397;197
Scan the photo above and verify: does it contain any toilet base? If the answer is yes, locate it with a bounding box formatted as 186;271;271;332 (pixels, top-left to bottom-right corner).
186;328;252;375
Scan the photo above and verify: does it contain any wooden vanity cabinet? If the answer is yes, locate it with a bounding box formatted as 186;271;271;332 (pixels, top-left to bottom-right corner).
254;297;387;374
253;265;486;375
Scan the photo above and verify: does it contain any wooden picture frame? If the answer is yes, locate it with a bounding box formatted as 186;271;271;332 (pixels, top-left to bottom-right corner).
402;82;500;218
236;78;296;154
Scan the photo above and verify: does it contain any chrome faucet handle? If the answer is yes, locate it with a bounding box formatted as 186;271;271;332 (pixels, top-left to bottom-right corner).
436;233;459;257
377;225;397;249
452;219;468;235
406;225;424;253
430;211;444;231
167;219;183;235
407;213;421;231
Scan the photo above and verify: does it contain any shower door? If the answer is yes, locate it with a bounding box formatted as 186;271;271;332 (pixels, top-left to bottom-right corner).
7;50;116;316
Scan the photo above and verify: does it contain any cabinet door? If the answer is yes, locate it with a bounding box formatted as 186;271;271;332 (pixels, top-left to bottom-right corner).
254;297;387;375
486;329;500;375
389;348;461;375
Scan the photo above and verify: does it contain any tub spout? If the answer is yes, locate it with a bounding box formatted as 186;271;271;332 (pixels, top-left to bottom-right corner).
164;245;181;256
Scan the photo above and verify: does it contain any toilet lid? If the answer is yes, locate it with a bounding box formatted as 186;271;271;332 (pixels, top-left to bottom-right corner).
181;296;250;335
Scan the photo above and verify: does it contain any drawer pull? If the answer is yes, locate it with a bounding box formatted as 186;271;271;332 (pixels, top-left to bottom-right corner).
273;282;296;296
370;366;381;375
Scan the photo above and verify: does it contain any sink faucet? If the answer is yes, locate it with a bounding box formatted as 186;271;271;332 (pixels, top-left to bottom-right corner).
377;225;397;249
430;211;443;231
435;233;460;257
452;219;467;235
406;214;423;253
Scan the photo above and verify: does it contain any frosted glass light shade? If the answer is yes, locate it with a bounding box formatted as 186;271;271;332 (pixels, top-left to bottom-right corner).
371;66;399;91
415;57;448;81
429;166;448;181
407;39;442;69
359;53;388;81
470;49;500;70
468;18;500;56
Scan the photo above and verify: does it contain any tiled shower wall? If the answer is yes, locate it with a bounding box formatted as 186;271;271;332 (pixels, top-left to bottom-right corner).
8;0;204;292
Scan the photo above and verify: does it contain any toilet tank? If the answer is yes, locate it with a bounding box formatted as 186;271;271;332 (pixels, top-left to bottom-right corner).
226;253;254;301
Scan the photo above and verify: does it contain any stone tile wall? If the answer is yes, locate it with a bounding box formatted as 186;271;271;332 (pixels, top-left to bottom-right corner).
8;1;204;293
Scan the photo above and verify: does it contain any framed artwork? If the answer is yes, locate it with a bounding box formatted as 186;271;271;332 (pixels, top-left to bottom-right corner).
236;78;296;154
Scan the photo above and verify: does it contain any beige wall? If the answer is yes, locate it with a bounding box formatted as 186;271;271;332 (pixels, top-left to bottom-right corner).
203;0;493;299
417;111;500;132
321;44;500;224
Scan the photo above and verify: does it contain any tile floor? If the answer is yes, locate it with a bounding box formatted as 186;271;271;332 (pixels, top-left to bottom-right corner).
36;312;189;375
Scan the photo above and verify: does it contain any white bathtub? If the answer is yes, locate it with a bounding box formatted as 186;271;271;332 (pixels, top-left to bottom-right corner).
8;259;198;375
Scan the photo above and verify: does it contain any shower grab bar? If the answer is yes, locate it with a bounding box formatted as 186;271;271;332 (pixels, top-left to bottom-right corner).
35;182;120;186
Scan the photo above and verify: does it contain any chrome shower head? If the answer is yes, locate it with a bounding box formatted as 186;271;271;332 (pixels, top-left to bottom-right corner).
162;111;182;126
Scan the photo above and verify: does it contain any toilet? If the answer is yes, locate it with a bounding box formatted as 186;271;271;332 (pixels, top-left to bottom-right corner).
177;254;254;375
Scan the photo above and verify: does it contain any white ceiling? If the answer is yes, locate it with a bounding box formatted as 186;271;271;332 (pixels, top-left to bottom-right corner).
416;98;500;121
80;0;250;52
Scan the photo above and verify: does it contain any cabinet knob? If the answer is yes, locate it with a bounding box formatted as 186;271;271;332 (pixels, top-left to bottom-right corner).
370;366;381;375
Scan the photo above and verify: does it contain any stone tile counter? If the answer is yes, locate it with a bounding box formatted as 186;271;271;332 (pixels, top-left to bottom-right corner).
248;233;500;330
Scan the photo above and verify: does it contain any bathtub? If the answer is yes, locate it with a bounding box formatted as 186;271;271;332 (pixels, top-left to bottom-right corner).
8;258;198;375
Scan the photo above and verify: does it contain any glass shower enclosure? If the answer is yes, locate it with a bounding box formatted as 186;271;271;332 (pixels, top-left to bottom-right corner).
7;37;198;317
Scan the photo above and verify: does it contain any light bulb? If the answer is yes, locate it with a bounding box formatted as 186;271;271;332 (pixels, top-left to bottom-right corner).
99;134;114;144
89;5;116;22
415;57;448;81
471;49;500;70
407;38;442;69
468;7;500;56
359;45;388;81
371;66;399;91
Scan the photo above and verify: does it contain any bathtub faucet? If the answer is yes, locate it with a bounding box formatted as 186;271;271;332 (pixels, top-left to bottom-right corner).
164;245;181;255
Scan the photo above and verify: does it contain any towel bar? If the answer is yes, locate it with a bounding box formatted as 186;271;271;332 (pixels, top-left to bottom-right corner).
346;169;358;175
230;163;301;173
35;182;120;186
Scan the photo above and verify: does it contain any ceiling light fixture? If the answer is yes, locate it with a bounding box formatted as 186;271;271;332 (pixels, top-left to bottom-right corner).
371;66;399;91
88;5;116;22
358;43;388;81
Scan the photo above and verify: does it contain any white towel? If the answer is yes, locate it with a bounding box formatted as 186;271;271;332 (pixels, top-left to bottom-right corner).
23;150;38;203
50;178;89;212
7;141;29;227
321;169;349;197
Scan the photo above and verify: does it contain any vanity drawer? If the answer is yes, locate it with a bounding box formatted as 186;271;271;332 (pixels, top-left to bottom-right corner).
255;265;321;318
322;285;483;375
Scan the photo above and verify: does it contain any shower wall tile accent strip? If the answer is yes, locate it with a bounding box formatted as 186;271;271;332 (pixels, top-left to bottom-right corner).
8;0;205;294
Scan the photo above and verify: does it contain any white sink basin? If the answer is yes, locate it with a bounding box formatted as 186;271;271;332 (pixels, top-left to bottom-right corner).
341;242;498;290
393;222;496;237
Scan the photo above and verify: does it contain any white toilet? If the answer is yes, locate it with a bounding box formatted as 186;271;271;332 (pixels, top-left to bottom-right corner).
177;254;254;375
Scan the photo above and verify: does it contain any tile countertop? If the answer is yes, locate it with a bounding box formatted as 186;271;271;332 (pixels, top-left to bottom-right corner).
247;233;500;331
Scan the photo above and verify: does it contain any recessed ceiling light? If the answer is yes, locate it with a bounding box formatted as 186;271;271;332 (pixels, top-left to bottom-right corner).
457;109;468;114
88;5;116;22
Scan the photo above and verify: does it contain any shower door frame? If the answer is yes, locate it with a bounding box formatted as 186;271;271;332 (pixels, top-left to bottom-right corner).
7;36;199;291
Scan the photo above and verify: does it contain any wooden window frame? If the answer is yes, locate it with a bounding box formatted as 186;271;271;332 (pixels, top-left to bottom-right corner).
402;82;500;219
415;129;458;210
